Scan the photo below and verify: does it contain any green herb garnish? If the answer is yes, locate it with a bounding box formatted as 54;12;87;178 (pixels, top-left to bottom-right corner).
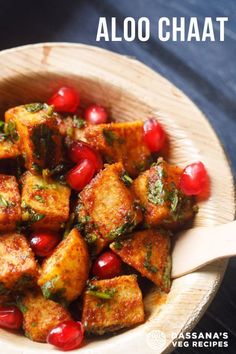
31;163;42;173
148;165;166;205
102;129;117;146
121;172;133;187
112;239;123;250
25;103;52;113
72;115;85;129
162;255;171;290
16;297;28;314
0;121;19;143
33;184;46;190
143;244;158;273
107;215;135;240
21;202;45;224
41;276;58;299
0;194;14;208
87;284;116;300
34;195;45;203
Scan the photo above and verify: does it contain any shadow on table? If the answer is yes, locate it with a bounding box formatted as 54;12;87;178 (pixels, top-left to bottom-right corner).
0;0;85;49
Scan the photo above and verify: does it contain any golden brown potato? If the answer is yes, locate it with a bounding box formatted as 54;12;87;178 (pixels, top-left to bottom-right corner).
5;104;63;173
110;229;171;292
0;174;21;231
20;289;72;343
77;163;142;249
56;114;86;139
21;172;71;231
132;158;196;229
78;121;152;177
76;201;109;255
82;275;144;334
0;140;20;160
38;228;89;304
0;233;38;294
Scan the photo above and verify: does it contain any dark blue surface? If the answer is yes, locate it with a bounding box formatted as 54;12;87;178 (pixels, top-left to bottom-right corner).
0;0;235;352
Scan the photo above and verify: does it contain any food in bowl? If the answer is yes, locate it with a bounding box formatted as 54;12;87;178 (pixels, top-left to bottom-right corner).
0;86;208;350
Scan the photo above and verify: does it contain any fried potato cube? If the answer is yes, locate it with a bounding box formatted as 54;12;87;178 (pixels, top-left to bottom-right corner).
0;233;38;294
111;229;171;292
81;121;152;177
20;289;72;343
21;172;71;231
0;175;21;231
5;104;63;172
77;202;109;255
132;158;196;229
38;228;89;303
78;163;142;246
0;140;20;160
82;275;144;334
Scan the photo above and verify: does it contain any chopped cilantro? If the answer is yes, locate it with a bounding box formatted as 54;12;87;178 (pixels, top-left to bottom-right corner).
121;172;133;187
16;297;28;314
0;194;14;208
41;276;58;299
102;129;117;146
34;195;45;203
33;184;46;190
87;285;116;300
112;239;123;250
31;163;42;173
21;202;45;224
25;103;51;113
107;215;135;240
72;115;85;129
163;256;171;290
143;244;158;273
2;121;19;142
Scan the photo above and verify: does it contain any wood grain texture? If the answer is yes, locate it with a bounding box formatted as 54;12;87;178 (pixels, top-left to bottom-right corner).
0;43;234;354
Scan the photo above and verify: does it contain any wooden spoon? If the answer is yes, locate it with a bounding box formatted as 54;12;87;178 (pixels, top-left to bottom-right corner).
171;220;236;278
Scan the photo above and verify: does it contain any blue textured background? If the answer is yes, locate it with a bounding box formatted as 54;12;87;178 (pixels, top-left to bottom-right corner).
0;0;235;352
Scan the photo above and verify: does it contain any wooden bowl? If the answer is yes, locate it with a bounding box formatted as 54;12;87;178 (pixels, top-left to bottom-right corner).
0;43;234;354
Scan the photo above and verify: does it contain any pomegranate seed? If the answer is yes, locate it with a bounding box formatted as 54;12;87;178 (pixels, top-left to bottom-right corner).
47;320;84;351
92;251;122;279
48;86;80;113
180;161;208;196
85;104;108;125
68;141;103;172
29;231;61;257
66;159;95;191
0;306;23;330
143;118;166;152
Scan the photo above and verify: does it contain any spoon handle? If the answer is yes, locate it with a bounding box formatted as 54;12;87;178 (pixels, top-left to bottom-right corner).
171;220;236;278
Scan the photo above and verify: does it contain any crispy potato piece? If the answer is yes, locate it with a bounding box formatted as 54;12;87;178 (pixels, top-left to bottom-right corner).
5;104;63;173
56;115;86;139
132;158;196;229
0;175;21;231
20;289;72;343
38;228;89;303
111;229;171;292
82;275;144;334
77;163;142;248
77;202;109;255
0;233;38;294
78;121;152;177
0;140;20;160
21;172;71;231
